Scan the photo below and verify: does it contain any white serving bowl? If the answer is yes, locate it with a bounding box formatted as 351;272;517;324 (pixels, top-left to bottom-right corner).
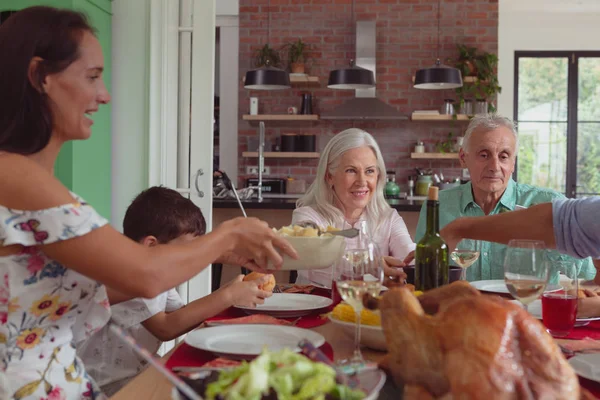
328;315;387;351
271;235;346;271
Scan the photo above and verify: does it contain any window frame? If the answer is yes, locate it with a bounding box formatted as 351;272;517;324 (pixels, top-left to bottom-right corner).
514;50;600;198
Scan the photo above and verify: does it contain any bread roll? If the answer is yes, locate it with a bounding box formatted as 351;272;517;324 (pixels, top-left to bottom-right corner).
243;272;276;292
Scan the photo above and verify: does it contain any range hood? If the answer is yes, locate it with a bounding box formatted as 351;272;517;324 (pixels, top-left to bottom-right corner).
321;21;408;121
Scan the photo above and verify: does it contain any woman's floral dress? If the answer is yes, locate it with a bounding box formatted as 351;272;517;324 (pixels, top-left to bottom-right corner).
0;195;111;400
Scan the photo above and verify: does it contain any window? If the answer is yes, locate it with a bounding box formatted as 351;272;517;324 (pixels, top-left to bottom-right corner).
515;51;600;198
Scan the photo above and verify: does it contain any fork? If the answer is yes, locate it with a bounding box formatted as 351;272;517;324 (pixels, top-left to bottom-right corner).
273;285;283;293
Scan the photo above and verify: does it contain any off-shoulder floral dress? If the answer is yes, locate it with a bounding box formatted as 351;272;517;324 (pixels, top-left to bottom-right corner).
0;195;111;400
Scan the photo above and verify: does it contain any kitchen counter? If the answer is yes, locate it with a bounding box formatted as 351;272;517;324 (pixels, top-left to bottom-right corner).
213;197;424;212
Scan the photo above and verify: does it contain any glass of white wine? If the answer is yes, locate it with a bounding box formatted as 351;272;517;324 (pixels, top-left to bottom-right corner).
503;239;549;312
450;240;480;281
334;220;383;368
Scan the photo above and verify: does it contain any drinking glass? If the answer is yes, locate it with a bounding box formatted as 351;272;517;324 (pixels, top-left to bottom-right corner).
542;261;578;337
333;220;384;368
450;239;480;281
503;239;549;312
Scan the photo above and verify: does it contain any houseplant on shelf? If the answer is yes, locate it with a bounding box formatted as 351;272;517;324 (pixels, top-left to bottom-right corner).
454;45;502;114
254;43;283;68
456;44;478;77
286;38;307;74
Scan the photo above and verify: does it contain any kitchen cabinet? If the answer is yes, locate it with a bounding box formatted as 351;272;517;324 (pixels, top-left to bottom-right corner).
0;0;112;218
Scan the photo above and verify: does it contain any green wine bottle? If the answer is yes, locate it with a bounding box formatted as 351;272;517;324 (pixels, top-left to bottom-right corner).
415;186;449;291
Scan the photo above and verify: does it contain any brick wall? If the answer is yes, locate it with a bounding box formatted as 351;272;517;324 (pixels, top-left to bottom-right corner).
238;0;498;190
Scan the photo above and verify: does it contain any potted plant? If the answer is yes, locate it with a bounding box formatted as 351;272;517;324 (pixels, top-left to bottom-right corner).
456;44;478;77
254;43;282;68
454;45;502;114
286;38;307;74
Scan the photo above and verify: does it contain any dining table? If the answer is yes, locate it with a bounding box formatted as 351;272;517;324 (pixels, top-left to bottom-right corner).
110;317;400;400
110;283;600;400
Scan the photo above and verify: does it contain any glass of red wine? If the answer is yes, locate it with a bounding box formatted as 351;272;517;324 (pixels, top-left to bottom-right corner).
542;261;578;337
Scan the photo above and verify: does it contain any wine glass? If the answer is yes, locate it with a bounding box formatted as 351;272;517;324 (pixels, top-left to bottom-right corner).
450;239;480;281
333;220;384;369
503;239;549;312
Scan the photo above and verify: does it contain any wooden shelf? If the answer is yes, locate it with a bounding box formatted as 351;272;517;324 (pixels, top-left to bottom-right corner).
411;75;480;84
290;75;320;87
411;152;459;159
242;152;320;158
242;75;320;87
242;114;319;121
411;113;470;121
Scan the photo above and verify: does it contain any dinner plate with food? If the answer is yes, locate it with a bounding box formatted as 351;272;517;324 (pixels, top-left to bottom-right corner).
171;348;386;400
235;293;333;318
184;325;326;360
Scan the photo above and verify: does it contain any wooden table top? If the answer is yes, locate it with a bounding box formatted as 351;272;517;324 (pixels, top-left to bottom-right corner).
110;321;387;400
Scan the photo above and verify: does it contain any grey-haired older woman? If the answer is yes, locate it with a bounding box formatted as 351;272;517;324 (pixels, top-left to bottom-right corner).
292;128;415;287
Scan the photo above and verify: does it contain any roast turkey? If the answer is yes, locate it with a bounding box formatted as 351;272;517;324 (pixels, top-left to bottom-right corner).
369;281;581;399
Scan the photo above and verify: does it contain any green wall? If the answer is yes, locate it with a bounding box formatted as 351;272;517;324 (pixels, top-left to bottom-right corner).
0;0;112;218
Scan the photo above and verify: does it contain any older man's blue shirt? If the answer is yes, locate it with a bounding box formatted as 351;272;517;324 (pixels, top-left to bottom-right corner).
415;179;596;281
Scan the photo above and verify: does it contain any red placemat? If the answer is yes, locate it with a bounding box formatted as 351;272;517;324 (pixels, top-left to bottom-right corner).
564;321;600;340
580;377;600;398
165;342;334;370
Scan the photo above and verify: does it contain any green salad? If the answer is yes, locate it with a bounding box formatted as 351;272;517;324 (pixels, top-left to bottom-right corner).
204;349;365;400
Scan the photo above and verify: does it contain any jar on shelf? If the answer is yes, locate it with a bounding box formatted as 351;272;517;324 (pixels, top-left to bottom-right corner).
441;99;455;115
414;141;425;153
475;98;488;115
462;99;473;116
415;175;432;196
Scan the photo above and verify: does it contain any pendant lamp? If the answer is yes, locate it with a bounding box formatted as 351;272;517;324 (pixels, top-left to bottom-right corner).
414;0;463;90
244;0;290;90
328;60;375;90
327;0;375;90
244;59;290;90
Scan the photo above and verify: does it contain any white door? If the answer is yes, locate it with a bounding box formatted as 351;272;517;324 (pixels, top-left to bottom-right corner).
148;0;215;304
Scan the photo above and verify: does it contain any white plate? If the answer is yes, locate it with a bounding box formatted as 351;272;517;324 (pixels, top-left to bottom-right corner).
569;353;600;383
171;368;386;400
269;235;346;271
511;299;600;327
328;315;387;351
470;280;561;295
235;293;332;318
184;325;325;360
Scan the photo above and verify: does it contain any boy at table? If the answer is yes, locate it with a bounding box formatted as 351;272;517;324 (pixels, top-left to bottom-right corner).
77;186;273;396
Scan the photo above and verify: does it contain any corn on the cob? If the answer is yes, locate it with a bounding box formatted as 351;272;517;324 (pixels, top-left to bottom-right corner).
331;303;381;326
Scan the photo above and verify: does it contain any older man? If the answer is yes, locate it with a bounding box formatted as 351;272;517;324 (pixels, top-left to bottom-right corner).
415;113;595;281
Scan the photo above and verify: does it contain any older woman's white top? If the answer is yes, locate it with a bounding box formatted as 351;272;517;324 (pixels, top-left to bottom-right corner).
291;206;415;287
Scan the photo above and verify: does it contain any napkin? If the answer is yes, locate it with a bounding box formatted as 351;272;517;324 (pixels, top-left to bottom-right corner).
280;284;317;294
560;338;600;354
205;314;294;326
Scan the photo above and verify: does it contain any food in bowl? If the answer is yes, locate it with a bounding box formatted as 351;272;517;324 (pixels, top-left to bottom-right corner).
243;272;276;292
175;348;366;400
268;225;346;271
331;303;382;326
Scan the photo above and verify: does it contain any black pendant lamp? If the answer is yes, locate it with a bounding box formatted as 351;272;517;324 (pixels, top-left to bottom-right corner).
327;0;375;90
328;60;375;90
243;0;290;91
414;0;463;90
244;60;290;90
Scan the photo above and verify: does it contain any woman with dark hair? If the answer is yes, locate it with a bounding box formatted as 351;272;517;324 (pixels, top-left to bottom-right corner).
0;6;295;399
